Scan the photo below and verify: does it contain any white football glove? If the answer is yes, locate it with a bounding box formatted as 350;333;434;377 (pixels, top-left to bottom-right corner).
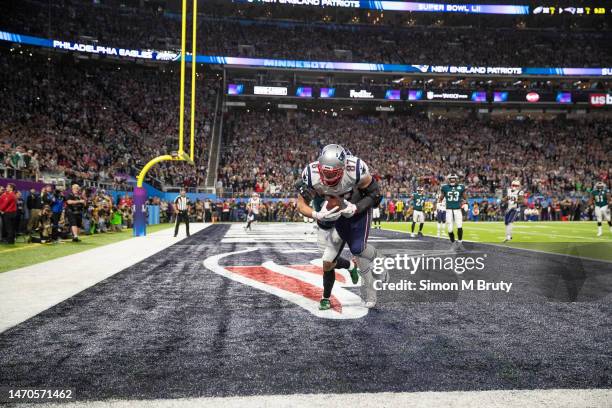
340;200;357;218
312;202;342;222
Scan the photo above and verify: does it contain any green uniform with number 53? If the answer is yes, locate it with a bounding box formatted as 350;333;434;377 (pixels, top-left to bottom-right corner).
441;184;466;210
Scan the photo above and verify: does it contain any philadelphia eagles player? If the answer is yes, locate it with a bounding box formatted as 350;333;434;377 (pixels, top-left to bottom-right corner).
297;144;384;309
502;180;524;242
440;173;467;251
411;186;426;238
590;181;611;237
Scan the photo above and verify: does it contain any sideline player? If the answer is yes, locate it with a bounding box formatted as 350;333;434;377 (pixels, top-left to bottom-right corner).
435;193;446;237
590;181;611;237
502;180;524;242
410;186;426;238
440;173;467;251
297;144;384;309
244;192;260;231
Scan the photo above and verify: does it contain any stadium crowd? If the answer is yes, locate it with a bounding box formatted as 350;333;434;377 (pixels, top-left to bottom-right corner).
218;111;611;199
0;50;218;190
2;0;610;67
0;182;135;244
201;19;611;67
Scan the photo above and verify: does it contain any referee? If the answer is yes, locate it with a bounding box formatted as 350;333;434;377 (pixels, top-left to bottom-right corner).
174;189;190;237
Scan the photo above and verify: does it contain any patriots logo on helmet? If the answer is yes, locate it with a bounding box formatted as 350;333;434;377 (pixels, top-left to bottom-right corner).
336;149;346;162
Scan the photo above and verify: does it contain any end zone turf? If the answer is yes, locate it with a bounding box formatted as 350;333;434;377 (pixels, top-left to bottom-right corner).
382;221;612;262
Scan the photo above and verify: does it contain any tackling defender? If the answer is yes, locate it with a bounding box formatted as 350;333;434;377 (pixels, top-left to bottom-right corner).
435;193;446;237
410;186;426;238
297;144;383;309
440;173;467;251
590;181;611;237
502;180;524;242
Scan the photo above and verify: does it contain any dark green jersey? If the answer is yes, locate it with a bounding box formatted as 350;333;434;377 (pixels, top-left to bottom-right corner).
592;188;609;207
441;184;465;210
312;196;325;212
412;193;425;211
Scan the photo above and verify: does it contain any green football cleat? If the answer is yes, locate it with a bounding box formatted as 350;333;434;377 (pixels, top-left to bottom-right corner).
348;265;360;285
319;298;331;310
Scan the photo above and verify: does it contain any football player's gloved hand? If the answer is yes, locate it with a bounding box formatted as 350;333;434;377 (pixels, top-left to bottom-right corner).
340;200;357;218
313;203;341;222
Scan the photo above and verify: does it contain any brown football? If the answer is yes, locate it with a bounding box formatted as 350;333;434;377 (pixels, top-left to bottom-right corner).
325;196;343;211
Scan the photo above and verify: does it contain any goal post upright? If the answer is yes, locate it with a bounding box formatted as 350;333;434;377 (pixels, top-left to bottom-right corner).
190;0;198;162
133;0;198;237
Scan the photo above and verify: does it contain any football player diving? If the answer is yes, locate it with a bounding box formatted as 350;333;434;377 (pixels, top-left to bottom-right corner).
296;144;385;309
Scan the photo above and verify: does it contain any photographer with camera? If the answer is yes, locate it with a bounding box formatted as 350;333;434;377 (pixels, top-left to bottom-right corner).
51;186;65;242
26;188;42;234
32;205;53;243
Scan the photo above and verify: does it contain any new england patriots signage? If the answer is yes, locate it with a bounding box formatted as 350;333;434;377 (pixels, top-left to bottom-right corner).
238;0;531;15
1;30;610;77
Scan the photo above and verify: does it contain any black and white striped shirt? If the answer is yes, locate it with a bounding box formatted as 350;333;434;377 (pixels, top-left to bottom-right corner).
174;196;189;211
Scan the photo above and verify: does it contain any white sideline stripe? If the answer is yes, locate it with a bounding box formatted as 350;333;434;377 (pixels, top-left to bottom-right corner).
18;388;612;408
0;224;211;334
382;227;612;264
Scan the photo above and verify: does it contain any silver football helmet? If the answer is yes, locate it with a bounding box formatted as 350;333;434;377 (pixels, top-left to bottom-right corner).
595;181;605;190
447;173;459;186
317;144;347;186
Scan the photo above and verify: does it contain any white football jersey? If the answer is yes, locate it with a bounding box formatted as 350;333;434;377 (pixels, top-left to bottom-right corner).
249;197;260;214
506;188;523;211
436;198;446;212
301;156;370;199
